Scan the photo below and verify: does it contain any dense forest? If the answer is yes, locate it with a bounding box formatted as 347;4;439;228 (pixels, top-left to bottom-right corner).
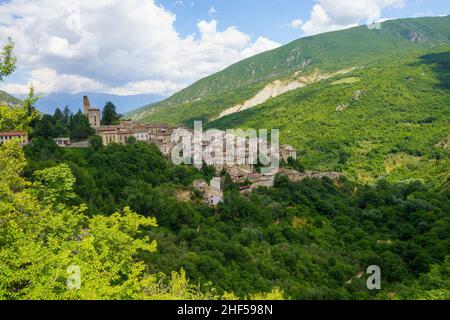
17;138;450;299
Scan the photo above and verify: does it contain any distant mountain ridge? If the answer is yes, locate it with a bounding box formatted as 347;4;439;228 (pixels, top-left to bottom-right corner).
24;92;165;115
127;16;450;125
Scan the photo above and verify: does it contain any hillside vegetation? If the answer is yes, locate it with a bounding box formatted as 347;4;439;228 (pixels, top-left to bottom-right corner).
128;16;450;125
18;139;450;300
0;90;21;107
207;49;450;187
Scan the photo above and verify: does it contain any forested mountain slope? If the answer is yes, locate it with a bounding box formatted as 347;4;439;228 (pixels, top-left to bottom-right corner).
207;49;450;187
0;90;21;107
127;16;450;126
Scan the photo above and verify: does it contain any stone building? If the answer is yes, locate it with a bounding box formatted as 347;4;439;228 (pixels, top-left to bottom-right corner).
90;105;176;156
280;144;297;162
83;96;101;129
192;177;224;206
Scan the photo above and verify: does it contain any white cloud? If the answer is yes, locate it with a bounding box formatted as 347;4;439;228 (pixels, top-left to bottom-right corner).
0;68;106;95
301;0;405;35
109;80;184;96
240;37;281;59
291;19;303;30
0;0;279;96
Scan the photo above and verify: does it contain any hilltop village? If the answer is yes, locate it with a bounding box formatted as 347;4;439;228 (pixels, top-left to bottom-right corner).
1;96;341;206
81;96;344;205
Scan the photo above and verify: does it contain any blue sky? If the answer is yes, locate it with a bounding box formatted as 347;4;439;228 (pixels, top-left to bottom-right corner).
160;0;450;43
0;0;448;98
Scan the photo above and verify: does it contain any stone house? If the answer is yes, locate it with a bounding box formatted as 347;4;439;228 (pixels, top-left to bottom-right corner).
193;177;224;206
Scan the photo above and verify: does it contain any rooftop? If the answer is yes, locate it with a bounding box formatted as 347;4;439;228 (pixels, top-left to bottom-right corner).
0;132;28;136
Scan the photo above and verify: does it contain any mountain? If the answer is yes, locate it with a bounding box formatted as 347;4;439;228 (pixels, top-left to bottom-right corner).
207;48;450;187
127;16;450;125
29;92;165;115
127;16;450;187
0;90;22;107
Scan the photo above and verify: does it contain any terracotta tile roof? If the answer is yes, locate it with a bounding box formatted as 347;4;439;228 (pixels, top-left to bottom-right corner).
0;132;27;136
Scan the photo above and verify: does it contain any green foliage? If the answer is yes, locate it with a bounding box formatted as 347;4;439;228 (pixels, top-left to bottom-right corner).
0;37;16;81
128;16;450;124
0;105;33;132
101;101;121;125
70;111;95;140
23;84;40;117
24;140;207;216
208;49;450;187
22;139;450;300
32;163;77;207
0;140;219;300
89;135;104;151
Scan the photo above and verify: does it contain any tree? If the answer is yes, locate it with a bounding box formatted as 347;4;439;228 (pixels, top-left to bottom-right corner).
53;108;70;137
101;101;121;125
70;111;95;140
62;106;71;127
0;141;218;300
32;163;77;207
0;105;32;132
0;37;16;81
23;84;40;117
126;136;137;145
31;114;56;138
89;135;104;151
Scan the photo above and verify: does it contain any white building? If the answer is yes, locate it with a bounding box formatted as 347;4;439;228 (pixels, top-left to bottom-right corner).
193;177;224;206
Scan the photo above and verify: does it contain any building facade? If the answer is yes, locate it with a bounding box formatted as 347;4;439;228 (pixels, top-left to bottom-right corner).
0;132;29;146
280;144;297;162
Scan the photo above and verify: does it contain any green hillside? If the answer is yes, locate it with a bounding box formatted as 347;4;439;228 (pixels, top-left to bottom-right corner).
207;48;450;187
0;90;22;107
128;16;450;124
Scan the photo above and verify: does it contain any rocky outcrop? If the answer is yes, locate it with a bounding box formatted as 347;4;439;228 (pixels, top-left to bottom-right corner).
352;90;365;101
215;68;357;120
409;31;426;43
278;168;343;183
436;134;450;150
336;90;366;112
336;103;350;112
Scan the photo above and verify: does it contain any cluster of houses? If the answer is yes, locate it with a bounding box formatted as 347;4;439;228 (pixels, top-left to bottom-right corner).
192;164;342;207
1;96;342;207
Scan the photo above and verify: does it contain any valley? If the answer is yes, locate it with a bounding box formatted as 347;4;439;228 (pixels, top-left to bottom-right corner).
1;13;449;301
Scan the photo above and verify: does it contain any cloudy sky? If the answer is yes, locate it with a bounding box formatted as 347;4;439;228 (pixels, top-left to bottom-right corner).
0;0;448;97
